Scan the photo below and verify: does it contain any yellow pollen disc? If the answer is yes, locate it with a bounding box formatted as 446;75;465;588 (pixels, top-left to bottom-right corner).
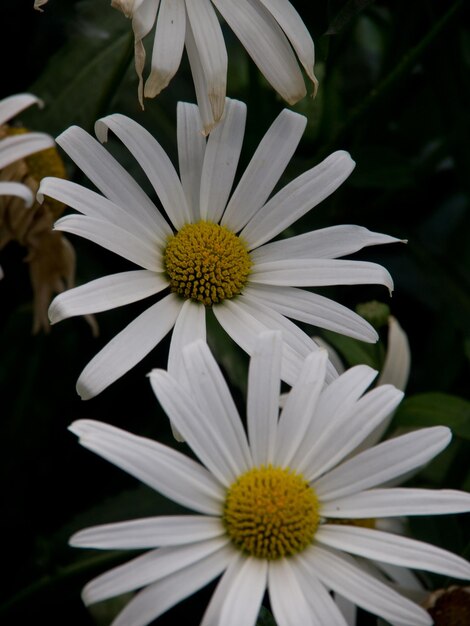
223;466;319;560
164;221;251;306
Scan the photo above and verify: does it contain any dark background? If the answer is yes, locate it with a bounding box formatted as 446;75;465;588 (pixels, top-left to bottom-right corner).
0;0;469;624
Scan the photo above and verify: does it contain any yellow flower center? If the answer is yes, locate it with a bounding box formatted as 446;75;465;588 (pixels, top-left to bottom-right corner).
164;222;251;306
223;466;320;560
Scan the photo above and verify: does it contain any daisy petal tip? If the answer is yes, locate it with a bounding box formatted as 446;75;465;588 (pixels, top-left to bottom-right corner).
76;380;94;401
94;120;110;144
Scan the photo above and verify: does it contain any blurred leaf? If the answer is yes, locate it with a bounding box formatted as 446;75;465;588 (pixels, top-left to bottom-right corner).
256;606;277;626
321;330;380;369
22;0;133;136
349;147;413;189
326;0;376;35
394;393;470;440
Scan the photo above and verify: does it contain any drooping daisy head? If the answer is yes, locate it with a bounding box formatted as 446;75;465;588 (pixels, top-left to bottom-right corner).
0;93;55;281
0;93;54;209
70;333;470;626
41;99;400;400
112;0;317;133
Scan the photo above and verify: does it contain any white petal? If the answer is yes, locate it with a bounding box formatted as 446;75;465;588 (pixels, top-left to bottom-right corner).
251;225;401;262
250;258;394;293
257;0;317;90
214;295;337;386
69;419;224;514
76;294;182;399
200;553;244;626
70;515;224;549
0;182;33;205
131;0;159;39
0;93;42;126
333;594;357;626
247;331;282;466
219;557;268;626
303;385;404;481
56;125;171;237
111;544;234;626
181;339;251;469
199;99;246;222
185;0;227;125
244;284;378;343
144;0;186;97
167;298;206;383
38;177;164;248
377;316;411;391
177;101;206;221
95;113;191;229
221;109;306;232
241;151;355;249
268;559;315;626
316;525;470;580
0;132;54;169
275;349;328;468
81;539;229;605
213;0;306;104
185;19;218;135
313;427;452;501
149;367;250;486
49;270;167;323
322;488;470;519
290;364;378;471
292;557;348;625
304;546;432;626
54;214;161;272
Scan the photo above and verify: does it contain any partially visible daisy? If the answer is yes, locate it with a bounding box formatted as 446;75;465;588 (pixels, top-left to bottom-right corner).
69;333;470;626
113;0;317;133
0;93;54;280
41;99;399;400
0;93;53;208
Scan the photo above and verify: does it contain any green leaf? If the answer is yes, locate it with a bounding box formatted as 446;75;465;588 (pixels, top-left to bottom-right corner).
256;606;278;626
393;393;470;440
22;0;133;137
321;330;380;369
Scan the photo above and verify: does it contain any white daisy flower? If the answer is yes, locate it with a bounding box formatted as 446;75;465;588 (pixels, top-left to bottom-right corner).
112;0;317;133
40;99;399;401
69;333;470;626
0;93;54;207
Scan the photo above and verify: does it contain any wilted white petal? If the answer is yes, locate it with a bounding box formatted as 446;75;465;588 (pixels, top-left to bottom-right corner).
213;0;306;105
185;0;227;125
144;0;186;98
